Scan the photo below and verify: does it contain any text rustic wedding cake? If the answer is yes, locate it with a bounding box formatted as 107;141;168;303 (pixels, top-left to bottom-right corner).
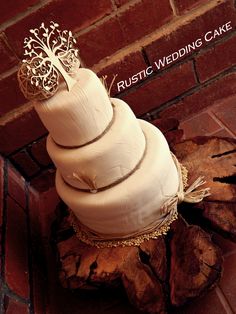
18;22;209;247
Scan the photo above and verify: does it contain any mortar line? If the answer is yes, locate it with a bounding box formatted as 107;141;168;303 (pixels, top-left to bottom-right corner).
0;0;50;32
208;108;236;137
216;286;234;314
3;281;29;304
192;57;201;84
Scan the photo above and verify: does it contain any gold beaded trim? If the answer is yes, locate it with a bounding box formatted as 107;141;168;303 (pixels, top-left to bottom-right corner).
69;210;178;248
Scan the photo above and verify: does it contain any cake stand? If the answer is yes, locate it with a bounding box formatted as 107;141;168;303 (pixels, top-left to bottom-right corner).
53;118;236;313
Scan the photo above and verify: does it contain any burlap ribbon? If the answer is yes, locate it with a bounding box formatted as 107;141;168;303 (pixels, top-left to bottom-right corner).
69;153;211;248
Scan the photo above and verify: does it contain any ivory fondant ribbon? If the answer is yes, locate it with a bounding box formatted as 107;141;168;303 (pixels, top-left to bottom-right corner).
69;153;211;248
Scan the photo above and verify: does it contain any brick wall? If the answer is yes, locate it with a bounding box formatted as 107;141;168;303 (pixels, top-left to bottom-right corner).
0;0;235;182
0;154;60;313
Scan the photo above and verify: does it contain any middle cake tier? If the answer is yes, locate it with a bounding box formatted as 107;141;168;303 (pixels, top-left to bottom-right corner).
47;98;146;190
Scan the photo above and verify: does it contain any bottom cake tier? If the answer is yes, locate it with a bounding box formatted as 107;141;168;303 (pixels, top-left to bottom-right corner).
56;120;179;236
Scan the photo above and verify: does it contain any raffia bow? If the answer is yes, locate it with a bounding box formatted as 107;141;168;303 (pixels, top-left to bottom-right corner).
179;176;211;203
69;153;211;248
167;154;211;207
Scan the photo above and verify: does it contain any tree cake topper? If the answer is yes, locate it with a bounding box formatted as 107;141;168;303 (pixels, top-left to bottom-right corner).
18;21;80;100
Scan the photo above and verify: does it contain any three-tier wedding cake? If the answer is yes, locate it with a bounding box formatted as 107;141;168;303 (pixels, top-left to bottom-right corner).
36;67;179;237
18;22;209;247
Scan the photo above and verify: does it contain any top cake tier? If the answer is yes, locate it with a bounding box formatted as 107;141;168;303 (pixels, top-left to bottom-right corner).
34;68;113;147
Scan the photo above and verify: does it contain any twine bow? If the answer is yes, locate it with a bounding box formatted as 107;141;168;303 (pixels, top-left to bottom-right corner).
172;154;211;204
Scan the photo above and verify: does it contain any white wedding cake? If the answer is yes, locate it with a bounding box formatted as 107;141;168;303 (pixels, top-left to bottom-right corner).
18;22;210;247
34;67;180;236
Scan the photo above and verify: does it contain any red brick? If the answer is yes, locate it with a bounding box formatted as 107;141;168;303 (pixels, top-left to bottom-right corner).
32;267;46;314
11;150;40;178
174;0;206;13
145;1;236;69
122;61;196;116
4;296;29;314
0;107;47;156
77;17;126;67
0;73;26;116
28;189;47;314
30;137;52;167
196;34;236;82
5;0;113;57
172;288;227;314
0;34;18;73
29;187;47;313
0;157;3;273
30;169;56;193
180;112;222;138
160;72;236;121
151;117;180;133
28;187;41;238
0;0;39;25
212;128;235;138
97;50;147;95
38;187;59;237
118;0;173;44
5;197;29;299
8;163;26;208
0;156;4;222
219;252;236;311
211;95;236;136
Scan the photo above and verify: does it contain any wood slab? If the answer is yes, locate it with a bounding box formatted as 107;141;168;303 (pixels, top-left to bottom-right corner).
54;135;236;313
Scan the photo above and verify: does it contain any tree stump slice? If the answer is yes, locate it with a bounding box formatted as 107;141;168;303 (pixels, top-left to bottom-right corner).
169;217;222;306
54;134;236;313
173;137;236;241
